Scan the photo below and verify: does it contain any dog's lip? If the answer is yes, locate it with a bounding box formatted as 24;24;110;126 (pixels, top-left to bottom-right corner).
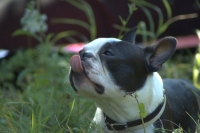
69;61;86;92
69;69;77;92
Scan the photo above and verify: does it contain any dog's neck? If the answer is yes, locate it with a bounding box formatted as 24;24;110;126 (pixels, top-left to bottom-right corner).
93;72;164;123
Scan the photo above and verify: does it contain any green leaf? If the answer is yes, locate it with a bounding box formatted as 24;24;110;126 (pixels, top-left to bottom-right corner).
162;0;172;19
118;35;123;39
17;67;34;86
156;23;168;36
119;16;126;26
128;3;137;14
45;33;54;44
50;30;79;44
196;29;200;39
12;29;36;38
172;128;183;133
128;4;132;14
52;18;90;31
195;53;200;67
141;6;155;35
138;103;147;118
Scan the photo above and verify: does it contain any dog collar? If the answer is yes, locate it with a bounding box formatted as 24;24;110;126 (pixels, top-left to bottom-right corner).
104;95;166;131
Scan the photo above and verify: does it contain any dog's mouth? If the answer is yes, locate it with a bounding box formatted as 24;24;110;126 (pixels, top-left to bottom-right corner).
69;55;104;94
69;55;85;92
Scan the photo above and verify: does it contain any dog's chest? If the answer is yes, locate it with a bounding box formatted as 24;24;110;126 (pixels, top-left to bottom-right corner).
93;108;156;133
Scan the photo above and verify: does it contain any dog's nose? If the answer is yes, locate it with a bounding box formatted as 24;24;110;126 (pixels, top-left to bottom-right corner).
80;51;94;59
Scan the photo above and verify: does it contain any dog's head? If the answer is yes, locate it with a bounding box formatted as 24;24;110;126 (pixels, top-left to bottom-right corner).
69;27;177;99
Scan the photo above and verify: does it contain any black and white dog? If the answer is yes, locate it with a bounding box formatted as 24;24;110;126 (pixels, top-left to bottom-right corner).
69;27;199;133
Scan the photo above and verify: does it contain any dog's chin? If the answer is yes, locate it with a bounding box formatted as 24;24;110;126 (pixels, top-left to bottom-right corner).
69;68;104;95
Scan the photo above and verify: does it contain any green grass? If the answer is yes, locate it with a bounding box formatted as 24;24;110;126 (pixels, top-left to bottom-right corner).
0;44;96;133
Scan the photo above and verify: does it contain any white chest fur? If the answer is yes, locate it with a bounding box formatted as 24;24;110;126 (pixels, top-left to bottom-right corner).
92;72;164;133
92;107;155;133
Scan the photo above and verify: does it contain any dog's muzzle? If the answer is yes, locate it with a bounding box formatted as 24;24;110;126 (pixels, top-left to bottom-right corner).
69;54;105;94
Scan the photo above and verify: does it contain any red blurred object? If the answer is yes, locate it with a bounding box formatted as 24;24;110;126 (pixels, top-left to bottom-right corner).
63;43;85;53
62;35;199;53
176;35;199;49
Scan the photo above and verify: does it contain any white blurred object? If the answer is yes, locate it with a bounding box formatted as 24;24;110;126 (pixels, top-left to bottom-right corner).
0;49;9;59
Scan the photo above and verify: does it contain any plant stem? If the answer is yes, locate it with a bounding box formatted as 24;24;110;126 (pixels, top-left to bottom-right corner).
132;93;146;133
118;12;133;38
117;3;137;38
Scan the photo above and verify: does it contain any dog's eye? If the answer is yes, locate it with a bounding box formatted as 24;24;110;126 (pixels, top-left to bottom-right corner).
103;50;114;56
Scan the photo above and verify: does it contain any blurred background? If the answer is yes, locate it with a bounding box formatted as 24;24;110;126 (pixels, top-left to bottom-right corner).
0;0;200;50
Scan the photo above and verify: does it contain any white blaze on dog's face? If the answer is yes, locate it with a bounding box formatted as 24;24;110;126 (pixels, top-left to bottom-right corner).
80;38;122;95
70;38;125;98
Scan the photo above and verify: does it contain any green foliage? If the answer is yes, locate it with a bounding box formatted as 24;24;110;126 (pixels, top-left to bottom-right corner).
193;30;200;89
160;53;194;79
138;103;147;119
1;0;98;132
117;3;137;39
0;44;96;132
196;121;200;133
12;0;78;45
114;0;198;44
134;0;197;43
131;92;147;133
52;0;97;42
12;1;48;44
172;128;183;133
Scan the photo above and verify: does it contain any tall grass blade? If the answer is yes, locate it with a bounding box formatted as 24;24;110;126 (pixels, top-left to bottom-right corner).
52;18;90;31
66;98;76;125
162;0;172;19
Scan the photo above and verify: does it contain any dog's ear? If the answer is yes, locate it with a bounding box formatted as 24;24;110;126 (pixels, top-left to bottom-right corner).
121;27;137;44
144;37;177;72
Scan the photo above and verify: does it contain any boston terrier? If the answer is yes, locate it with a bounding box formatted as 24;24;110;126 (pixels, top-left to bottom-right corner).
69;27;200;133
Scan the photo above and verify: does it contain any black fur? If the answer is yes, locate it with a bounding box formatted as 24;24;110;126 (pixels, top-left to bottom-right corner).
121;27;138;44
154;79;199;133
98;41;148;92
